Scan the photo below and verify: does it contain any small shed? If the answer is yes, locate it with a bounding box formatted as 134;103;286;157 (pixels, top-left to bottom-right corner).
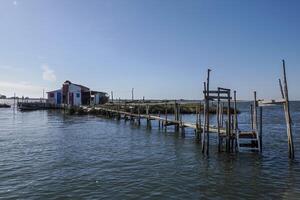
91;91;109;105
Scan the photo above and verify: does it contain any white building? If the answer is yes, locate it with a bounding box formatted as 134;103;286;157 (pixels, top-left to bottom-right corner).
47;80;108;106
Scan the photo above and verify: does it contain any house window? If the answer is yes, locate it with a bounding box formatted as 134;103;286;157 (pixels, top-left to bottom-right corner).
76;93;80;98
49;93;54;98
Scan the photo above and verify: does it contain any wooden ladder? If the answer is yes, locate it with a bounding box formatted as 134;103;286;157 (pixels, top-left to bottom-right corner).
237;130;260;152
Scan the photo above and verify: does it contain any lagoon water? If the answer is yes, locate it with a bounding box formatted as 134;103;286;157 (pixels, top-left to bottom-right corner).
0;101;300;199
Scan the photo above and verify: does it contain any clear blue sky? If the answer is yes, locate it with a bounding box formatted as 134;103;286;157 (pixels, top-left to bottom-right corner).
0;0;299;100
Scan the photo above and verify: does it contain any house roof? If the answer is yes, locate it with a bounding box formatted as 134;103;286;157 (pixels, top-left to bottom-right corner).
63;80;90;91
91;91;108;95
47;89;61;93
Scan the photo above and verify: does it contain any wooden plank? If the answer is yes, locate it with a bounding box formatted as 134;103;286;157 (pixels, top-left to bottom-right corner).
207;96;232;100
203;90;229;94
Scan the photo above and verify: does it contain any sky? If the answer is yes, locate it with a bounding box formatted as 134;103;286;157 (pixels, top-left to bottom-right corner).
0;0;299;100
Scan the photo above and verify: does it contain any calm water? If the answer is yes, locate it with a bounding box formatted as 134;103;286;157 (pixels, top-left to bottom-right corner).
0;101;300;199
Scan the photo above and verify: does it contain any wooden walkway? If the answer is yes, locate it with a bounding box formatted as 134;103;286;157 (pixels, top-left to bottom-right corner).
82;106;227;135
81;60;295;159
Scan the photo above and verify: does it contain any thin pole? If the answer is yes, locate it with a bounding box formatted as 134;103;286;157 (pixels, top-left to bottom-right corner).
259;107;263;153
206;69;211;155
227;90;231;152
250;104;254;130
234;91;238;130
217;88;221;152
282;60;294;159
202;91;206;153
165;104;167;132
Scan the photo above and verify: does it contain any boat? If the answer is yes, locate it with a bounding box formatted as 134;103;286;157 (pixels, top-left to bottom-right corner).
0;103;11;108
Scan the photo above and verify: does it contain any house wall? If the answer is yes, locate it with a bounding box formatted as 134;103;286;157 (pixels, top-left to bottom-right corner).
47;93;56;104
69;84;81;106
47;90;62;105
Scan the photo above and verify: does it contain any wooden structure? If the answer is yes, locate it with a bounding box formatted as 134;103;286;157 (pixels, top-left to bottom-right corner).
80;61;295;159
257;60;295;159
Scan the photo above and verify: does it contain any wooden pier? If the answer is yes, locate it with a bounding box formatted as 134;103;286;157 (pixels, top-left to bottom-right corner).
80;60;295;159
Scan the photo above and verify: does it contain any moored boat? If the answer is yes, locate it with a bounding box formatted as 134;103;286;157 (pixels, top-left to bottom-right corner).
0;103;11;108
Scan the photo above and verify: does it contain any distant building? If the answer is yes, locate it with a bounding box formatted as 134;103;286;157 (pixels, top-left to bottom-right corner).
0;94;6;99
47;80;108;106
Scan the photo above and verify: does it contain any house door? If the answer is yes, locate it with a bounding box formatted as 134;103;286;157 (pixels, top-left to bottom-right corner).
57;92;61;104
69;93;74;106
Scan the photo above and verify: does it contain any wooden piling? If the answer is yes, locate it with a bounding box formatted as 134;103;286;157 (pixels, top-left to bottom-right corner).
164;104;168;132
206;69;211;155
250;104;254;130
253;91;258;131
217;88;221;152
226;90;231;153
259;107;263;153
158;111;161;129
137;105;141;125
233;91;238;152
201;96;206;153
281;60;295;159
174;101;180;132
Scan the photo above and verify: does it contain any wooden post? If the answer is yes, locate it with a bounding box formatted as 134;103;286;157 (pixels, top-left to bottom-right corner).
158;111;161;129
253;91;258;131
227;90;231;153
233;90;238;152
174;101;179;132
206;69;211;155
195;105;200;141
137;105;141;126
250;104;254;130
221;102;224;127
201;94;206;153
225;120;229;152
165;104;168;132
199;102;202;130
259;107;263;153
180;106;185;137
234;91;238;130
217;88;221;152
281;60;294;159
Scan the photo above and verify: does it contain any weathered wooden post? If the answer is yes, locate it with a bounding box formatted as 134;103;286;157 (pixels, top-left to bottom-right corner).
226;90;231;152
158;111;161;129
205;69;211;155
174;101;180;132
259;106;263;153
146;105;151;129
233;90;238;152
195;106;200;141
164;104;168;132
180;105;185;137
217;88;221;152
250;104;254;130
253;91;258;131
280;60;295;159
137;105;141;126
220;102;224;127
201;93;206;153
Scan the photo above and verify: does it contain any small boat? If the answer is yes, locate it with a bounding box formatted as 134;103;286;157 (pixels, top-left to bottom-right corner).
0;103;11;108
18;104;41;111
